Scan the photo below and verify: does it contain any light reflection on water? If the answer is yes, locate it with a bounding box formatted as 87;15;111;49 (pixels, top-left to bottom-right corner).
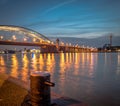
11;55;18;78
0;53;120;106
117;53;120;75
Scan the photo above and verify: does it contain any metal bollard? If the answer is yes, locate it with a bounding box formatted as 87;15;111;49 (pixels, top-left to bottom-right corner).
30;71;55;106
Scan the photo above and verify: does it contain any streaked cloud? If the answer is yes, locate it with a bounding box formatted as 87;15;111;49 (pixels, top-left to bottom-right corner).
43;0;77;15
0;0;120;39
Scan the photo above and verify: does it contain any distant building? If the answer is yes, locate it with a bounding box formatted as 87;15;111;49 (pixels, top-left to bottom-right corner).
98;45;120;52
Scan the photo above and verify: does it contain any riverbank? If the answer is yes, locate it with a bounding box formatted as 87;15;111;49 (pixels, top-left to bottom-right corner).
0;73;88;106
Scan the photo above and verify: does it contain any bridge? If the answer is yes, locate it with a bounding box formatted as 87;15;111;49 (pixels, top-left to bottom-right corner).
0;25;96;53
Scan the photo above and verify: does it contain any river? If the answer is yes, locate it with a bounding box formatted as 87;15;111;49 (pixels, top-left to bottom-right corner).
0;52;120;106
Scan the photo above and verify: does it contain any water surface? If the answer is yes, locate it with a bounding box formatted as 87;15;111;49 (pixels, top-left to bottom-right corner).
0;53;120;106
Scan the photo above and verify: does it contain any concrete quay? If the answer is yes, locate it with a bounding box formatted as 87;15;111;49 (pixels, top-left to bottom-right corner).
0;73;88;106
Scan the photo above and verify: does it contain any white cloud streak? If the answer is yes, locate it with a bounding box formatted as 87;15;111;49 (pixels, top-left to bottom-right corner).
43;0;77;15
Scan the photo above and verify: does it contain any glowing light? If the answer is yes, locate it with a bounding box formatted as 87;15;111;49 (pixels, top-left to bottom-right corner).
46;53;52;72
0;25;51;43
12;35;16;40
31;53;37;71
0;36;3;40
47;40;50;43
24;37;27;41
51;42;54;44
74;53;80;75
30;49;40;53
60;53;65;74
22;54;29;81
11;55;18;78
33;38;36;42
60;42;64;45
0;55;6;72
39;54;44;71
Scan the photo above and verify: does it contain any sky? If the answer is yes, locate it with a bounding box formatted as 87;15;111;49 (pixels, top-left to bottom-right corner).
0;0;120;38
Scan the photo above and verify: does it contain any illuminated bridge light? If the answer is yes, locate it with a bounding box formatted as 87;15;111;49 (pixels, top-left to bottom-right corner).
12;35;16;41
0;25;97;53
24;37;27;41
33;38;36;42
0;36;3;40
0;25;51;43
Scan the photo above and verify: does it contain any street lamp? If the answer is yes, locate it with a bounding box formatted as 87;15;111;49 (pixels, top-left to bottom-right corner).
51;42;54;44
33;38;36;42
47;40;50;43
0;36;3;40
24;37;27;41
12;35;16;41
76;44;78;47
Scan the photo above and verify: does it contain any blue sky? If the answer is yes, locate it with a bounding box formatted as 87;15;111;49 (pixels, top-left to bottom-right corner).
0;0;120;38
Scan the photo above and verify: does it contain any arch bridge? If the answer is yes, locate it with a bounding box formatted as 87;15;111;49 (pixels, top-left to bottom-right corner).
0;25;94;53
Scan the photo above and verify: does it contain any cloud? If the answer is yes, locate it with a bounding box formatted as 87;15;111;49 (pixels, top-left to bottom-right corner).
24;19;62;28
43;0;77;15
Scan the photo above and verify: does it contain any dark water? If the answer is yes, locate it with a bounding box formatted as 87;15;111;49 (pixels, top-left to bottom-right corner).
0;52;120;106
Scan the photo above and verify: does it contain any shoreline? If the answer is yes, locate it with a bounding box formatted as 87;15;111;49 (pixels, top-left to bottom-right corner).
0;72;88;106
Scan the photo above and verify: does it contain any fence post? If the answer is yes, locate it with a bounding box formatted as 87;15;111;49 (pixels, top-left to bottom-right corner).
30;71;55;106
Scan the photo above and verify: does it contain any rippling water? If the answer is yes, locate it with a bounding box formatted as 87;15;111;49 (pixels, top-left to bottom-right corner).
0;52;120;106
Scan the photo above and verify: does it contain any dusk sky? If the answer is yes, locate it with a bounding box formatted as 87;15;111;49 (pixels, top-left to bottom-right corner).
0;0;120;38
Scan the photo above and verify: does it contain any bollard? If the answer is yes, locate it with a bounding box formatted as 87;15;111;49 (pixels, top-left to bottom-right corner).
30;71;55;106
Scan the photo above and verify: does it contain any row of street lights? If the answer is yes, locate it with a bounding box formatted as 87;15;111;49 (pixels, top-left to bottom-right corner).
0;35;41;42
0;35;97;51
0;35;54;44
0;35;56;45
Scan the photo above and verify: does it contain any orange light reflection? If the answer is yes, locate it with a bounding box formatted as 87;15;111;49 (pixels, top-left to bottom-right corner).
46;53;55;73
59;53;66;91
74;53;80;75
31;53;37;71
0;55;6;73
22;54;29;81
11;54;18;78
39;54;44;71
117;53;120;75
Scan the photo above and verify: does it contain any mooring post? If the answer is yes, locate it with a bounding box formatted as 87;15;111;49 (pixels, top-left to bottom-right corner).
30;71;55;106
